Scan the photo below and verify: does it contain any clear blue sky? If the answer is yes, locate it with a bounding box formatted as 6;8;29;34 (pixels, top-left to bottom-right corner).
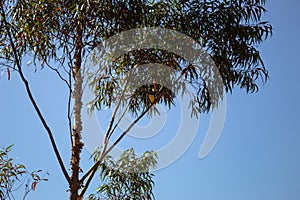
1;0;300;199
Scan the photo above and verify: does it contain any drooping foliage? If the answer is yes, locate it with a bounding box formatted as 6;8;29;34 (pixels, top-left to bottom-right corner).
1;0;272;118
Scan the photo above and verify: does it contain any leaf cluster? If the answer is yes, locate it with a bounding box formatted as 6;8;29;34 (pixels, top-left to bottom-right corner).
89;148;157;200
0;145;48;200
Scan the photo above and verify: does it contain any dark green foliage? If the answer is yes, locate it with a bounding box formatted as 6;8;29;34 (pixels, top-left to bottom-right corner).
1;0;272;117
86;0;273;117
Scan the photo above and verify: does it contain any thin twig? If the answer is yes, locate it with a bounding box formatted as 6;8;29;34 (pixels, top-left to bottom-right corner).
47;63;71;88
47;61;74;146
67;66;73;147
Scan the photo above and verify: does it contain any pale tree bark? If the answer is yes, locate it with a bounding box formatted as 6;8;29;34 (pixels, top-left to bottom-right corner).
70;23;84;200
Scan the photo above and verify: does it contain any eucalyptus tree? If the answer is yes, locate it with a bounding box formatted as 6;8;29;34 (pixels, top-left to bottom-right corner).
0;0;272;199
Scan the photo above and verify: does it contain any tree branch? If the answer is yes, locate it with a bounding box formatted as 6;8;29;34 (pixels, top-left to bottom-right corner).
79;71;134;184
79;102;154;197
108;98;131;142
0;7;71;184
102;70;133;152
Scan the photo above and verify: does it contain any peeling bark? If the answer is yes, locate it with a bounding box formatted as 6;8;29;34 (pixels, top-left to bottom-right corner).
70;25;84;200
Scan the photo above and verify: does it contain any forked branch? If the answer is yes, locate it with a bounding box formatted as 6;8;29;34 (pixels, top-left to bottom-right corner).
79;102;155;196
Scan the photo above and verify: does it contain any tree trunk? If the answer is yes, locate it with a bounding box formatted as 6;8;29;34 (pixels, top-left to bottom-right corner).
70;25;83;200
70;67;83;200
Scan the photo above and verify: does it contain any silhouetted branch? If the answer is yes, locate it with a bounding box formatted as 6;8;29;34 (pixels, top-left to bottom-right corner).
0;6;70;184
